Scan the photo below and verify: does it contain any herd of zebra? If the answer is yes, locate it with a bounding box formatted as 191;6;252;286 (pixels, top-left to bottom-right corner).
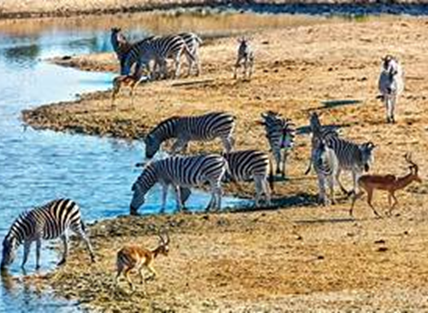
0;28;416;280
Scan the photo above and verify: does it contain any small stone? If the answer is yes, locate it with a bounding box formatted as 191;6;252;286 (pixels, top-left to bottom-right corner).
377;247;388;252
374;239;385;244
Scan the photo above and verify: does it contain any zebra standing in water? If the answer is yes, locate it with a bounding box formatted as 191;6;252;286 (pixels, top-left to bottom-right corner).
110;27;133;71
313;138;339;205
378;55;404;123
130;154;227;215
121;34;194;79
223;150;273;207
307;113;376;195
233;37;254;80
1;199;95;270
259;111;295;178
144;112;235;159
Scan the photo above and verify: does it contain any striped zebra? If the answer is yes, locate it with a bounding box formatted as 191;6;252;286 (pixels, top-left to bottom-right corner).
259;111;295;178
121;34;194;80
1;199;95;270
130;154;227;215
110;27;133;71
178;32;203;76
144;112;235;159
307;113;376;195
223;150;273;206
233;37;254;80
378;55;404;123
305;112;339;175
313;138;339;205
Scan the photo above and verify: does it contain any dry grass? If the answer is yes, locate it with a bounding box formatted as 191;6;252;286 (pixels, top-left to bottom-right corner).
22;16;428;311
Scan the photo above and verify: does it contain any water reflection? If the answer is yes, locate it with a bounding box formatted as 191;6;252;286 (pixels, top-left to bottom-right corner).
4;43;41;64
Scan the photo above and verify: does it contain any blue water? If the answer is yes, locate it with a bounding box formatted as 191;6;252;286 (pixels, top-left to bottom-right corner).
0;26;247;312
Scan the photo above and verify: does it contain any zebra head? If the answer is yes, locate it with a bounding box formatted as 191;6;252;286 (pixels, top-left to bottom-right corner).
1;235;17;269
309;112;322;133
359;141;376;172
144;134;161;159
130;163;157;214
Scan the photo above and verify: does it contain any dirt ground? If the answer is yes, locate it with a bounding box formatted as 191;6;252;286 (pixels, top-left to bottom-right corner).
22;16;428;311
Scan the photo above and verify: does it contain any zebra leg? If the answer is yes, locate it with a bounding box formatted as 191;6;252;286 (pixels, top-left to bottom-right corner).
327;175;335;205
335;168;349;195
248;58;254;80
317;173;327;205
21;240;32;269
35;238;42;270
233;59;240;79
173;53;182;79
254;177;263;207
281;150;287;178
74;225;95;263
57;233;68;266
273;149;281;175
391;96;397;123
262;178;272;206
174;185;184;212
386;97;392;123
161;183;169;213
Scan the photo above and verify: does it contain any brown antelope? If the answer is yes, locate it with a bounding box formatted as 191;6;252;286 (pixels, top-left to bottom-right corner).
350;153;422;217
115;230;169;293
111;71;143;109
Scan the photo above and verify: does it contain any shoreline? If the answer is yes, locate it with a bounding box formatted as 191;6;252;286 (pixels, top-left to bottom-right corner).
19;14;428;312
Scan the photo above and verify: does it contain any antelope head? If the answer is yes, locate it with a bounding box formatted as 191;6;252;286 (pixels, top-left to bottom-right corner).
405;153;422;183
157;229;170;256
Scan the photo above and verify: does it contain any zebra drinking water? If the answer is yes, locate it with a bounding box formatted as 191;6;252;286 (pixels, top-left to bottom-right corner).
130;154;227;215
1;199;95;270
378;55;404;123
144;112;235;159
233;37;254;80
259;111;295;178
223;149;273;207
121;34;194;80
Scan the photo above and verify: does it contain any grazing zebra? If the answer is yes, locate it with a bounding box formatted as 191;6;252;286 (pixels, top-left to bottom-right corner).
378;55;404;123
1;199;95;270
130;154;227;215
121;34;194;80
305;112;339;175
259;111;295;178
110;27;133;70
144;112;235;159
223;150;273;206
233;37;254;80
307;113;376;195
313;139;339;205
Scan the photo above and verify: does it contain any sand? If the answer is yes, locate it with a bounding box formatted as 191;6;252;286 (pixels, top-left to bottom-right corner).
21;16;428;311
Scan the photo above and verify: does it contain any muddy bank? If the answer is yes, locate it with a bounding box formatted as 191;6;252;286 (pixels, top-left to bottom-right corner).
21;16;428;311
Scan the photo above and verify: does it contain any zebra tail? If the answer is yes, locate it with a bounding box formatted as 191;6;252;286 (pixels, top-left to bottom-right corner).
304;159;312;175
80;219;87;233
268;158;274;193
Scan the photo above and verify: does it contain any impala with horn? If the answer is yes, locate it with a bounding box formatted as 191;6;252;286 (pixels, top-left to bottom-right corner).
350;153;422;217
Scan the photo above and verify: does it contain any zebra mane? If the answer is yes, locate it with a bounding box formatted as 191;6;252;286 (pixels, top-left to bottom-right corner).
5;210;31;245
148;116;180;141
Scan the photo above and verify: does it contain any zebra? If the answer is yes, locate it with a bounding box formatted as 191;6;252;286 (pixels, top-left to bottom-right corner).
378;55;404;123
130;154;227;215
259;111;295;178
121;34;194;80
307;113;376;195
305;112;339;175
110;27;133;71
313;138;339;205
144;112;235;159
1;199;95;270
222;150;273;207
233;37;254;80
178;32;203;76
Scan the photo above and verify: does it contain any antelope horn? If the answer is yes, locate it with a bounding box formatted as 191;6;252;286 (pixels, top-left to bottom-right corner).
405;153;418;173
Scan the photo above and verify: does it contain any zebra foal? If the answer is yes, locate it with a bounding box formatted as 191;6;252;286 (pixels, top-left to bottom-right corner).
258;111;295;178
378;55;404;123
130;154;227;215
144;112;235;159
233;37;254;80
1;199;95;270
223;150;273;207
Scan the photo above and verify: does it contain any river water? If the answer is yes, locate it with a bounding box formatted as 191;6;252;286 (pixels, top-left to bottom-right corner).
0;10;355;312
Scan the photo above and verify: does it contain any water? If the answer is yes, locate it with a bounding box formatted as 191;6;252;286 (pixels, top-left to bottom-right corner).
0;14;266;312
